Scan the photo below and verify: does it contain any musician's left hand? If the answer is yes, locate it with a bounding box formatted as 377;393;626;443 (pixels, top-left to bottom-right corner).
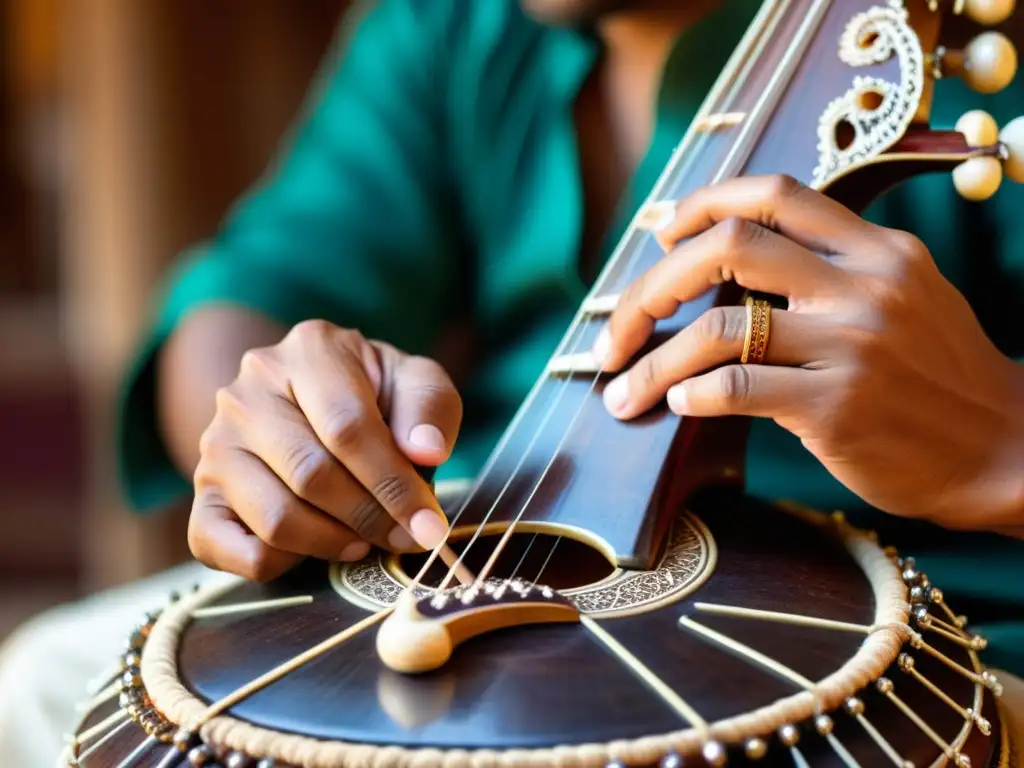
596;174;1024;533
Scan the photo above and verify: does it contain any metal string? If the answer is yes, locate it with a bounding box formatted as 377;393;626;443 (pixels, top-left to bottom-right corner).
408;0;792;597
502;0;798;591
520;0;830;592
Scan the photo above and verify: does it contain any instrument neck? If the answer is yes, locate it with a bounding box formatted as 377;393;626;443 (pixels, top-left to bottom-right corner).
455;0;841;568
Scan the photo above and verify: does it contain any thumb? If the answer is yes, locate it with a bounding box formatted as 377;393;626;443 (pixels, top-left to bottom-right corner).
385;353;463;468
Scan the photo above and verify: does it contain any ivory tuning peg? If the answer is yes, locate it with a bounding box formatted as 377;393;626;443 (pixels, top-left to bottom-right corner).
961;0;1016;25
952;110;1024;200
935;32;1018;93
1001;115;1024;183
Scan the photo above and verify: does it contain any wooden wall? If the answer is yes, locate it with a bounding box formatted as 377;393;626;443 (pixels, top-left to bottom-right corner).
62;0;351;591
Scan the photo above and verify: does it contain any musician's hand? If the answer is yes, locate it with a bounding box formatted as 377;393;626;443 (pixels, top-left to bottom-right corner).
188;320;460;580
597;174;1024;531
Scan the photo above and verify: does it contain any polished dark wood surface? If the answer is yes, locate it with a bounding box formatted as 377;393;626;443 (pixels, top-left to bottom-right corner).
79;489;1001;766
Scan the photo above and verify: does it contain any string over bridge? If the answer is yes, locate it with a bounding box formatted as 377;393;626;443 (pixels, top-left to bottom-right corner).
376;579;579;674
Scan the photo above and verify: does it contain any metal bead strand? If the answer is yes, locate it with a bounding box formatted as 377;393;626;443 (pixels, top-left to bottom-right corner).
702;740;727;767
778;724;800;747
813;714;834;736
659;752;684;768
743;738;767;760
188;745;215;766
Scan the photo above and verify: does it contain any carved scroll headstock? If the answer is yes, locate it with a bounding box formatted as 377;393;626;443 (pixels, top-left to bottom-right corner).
449;0;1024;575
813;0;1023;201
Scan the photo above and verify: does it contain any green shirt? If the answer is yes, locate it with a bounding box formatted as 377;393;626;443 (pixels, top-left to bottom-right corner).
117;0;1024;674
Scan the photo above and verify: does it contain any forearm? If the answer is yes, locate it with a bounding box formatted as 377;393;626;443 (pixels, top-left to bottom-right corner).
157;305;288;479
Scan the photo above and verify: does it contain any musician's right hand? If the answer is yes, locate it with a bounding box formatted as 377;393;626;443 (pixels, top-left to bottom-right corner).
187;319;461;581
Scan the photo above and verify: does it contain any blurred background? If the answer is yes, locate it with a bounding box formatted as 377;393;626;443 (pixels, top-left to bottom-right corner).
0;0;353;641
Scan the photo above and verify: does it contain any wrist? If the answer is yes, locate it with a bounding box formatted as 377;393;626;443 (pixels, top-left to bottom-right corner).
980;360;1024;530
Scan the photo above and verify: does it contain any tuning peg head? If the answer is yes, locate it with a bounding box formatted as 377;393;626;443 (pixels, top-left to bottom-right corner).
962;32;1018;93
962;0;1016;25
956;109;1000;145
1000;115;1024;183
954;156;1003;200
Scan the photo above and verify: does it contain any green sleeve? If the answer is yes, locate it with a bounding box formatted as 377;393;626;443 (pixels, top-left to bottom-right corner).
117;0;461;513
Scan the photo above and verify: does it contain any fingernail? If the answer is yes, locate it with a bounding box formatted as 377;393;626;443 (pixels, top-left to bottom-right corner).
409;508;449;549
603;376;629;415
667;384;689;414
387;525;417;552
340;541;371;562
409;424;446;453
592;328;611;366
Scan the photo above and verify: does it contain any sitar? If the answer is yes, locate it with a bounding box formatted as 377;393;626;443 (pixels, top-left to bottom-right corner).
67;1;1024;766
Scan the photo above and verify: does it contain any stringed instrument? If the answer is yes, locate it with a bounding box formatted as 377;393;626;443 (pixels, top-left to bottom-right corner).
67;1;1024;766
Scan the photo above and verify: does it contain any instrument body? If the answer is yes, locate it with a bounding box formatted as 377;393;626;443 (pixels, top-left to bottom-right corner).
67;1;1024;766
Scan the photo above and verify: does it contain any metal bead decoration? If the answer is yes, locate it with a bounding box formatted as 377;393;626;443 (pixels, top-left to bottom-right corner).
173;728;197;752
122;668;143;689
876;677;895;694
927;587;943;605
897;556;915;570
188;745;214;766
225;752;252;768
777;724;799;747
255;759;277;768
982;670;1004;696
844;697;865;716
976;715;992;736
971;634;988;651
956;755;972;768
901;567;918;584
701;740;727;767
813;714;834;736
660;752;684;768
124;651;142;669
128;629;147;651
909;585;926;603
744;738;768;760
913;605;932;627
605;761;625;768
898;653;915;673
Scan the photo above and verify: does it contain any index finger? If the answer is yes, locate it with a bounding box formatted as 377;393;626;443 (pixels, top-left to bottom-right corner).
655;174;881;255
291;346;449;552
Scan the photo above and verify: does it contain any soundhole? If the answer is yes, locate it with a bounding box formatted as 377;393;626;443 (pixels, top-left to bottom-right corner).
397;530;615;592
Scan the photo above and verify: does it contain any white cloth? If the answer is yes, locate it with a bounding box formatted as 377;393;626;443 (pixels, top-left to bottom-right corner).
0;561;227;768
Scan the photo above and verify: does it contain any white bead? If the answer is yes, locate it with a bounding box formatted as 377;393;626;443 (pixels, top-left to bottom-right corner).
953;156;1003;201
1000;115;1024;183
956;110;1000;146
963;0;1016;25
963;32;1018;94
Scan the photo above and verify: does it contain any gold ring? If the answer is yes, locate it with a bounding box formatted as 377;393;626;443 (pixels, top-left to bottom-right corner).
741;295;772;365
